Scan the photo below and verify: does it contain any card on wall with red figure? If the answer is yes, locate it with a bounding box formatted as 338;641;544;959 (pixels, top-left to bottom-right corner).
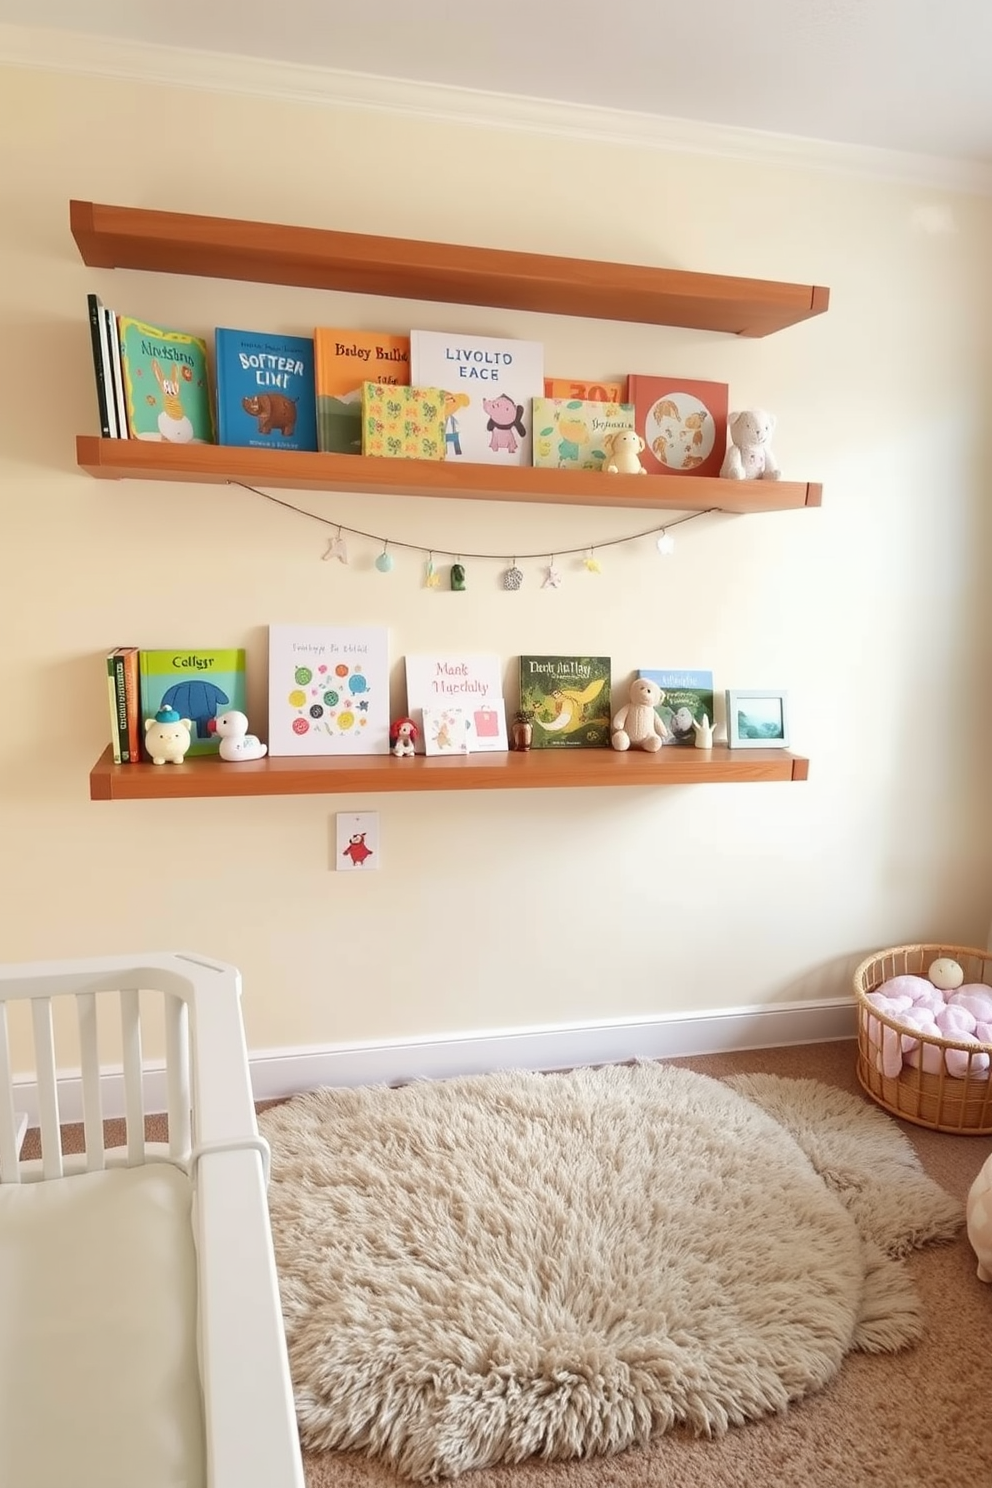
627;375;728;477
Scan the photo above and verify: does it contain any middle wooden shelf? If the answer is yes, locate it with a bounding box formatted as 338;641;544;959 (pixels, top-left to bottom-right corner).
76;436;822;514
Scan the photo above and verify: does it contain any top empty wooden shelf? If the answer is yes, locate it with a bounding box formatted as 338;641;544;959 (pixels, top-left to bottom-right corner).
69;200;829;337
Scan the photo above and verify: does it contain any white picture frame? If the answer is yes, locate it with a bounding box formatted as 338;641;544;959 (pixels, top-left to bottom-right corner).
725;689;790;749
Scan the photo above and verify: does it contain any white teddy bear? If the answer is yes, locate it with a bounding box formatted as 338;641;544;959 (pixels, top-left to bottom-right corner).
720;409;781;481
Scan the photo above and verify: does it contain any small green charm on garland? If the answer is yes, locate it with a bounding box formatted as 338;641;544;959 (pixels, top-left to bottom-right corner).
503;561;524;591
450;562;466;591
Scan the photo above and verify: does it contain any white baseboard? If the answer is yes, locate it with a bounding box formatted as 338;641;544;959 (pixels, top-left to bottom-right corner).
11;998;855;1126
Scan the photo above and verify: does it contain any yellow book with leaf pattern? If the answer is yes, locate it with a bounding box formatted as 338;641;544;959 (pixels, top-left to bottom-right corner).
361;383;446;460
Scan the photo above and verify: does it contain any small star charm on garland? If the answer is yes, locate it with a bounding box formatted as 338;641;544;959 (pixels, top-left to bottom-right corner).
503;561;524;591
583;549;602;574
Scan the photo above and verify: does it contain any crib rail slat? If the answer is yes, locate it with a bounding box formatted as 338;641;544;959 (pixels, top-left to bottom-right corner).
0;1004;21;1183
77;991;105;1171
32;998;63;1179
165;994;191;1162
121;989;145;1165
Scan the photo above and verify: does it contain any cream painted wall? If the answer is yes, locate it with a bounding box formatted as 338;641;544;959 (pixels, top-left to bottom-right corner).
2;63;991;1069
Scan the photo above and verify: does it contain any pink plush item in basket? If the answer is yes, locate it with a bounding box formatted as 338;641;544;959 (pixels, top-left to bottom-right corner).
870;974;992;1080
967;1151;992;1283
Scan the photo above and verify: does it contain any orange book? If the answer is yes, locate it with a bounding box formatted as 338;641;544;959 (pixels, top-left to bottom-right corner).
544;377;626;403
314;328;410;453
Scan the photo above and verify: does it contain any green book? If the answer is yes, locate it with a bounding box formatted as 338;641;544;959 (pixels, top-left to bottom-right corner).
138;649;246;759
518;656;611;749
118;316;214;443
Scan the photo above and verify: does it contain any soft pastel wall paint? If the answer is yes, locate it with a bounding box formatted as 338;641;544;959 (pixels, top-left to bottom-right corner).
1;62;991;1068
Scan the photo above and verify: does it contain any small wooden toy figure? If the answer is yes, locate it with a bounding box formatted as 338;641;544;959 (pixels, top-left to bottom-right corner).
390;716;419;757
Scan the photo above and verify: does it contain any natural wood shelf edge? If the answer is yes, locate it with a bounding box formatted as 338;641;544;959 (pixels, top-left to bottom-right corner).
90;745;810;801
76;437;822;514
70;199;829;337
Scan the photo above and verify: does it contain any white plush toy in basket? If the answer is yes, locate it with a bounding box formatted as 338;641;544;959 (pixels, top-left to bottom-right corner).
854;942;992;1134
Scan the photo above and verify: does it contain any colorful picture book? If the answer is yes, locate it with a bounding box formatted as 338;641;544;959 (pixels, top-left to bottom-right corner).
404;653;508;752
118;317;214;444
627;375;728;478
638;668;715;746
138;649;246;758
215;329;317;450
410;330;544;465
314;328;410;453
421;706;474;756
544;377;626;403
518;656;612;749
361;383;446;460
532;397;635;470
267;625;389;756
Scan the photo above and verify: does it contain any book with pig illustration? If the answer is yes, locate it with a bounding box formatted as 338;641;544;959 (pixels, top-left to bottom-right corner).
267;624;390;756
215;328;317;450
404;654;508;752
627;375;727;478
409;330;543;465
138;649;246;758
518;656;612;749
118;317;214;443
313;328;410;453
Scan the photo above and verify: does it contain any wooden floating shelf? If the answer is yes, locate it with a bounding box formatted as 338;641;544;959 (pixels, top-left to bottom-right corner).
89;745;809;802
76;437;821;515
69;199;829;337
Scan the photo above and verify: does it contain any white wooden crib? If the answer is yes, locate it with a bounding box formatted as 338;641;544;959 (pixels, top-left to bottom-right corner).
0;951;305;1488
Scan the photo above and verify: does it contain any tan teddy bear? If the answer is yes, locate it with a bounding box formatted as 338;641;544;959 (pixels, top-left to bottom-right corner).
602;428;647;475
611;677;671;752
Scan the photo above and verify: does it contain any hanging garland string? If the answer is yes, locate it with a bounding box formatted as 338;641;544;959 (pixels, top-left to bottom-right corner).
229;480;718;566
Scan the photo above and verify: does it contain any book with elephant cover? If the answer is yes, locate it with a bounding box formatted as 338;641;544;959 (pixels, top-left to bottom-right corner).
118;316;214;443
410;330;543;465
518;656;612;749
313;328;410;453
532;398;635;470
627;375;727;477
214;328;317;450
637;668;714;746
404;653;508;753
267;624;390;756
138;649;246;759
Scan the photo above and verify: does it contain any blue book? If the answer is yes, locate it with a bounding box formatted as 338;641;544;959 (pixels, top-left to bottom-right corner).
637;668;714;747
214;328;317;451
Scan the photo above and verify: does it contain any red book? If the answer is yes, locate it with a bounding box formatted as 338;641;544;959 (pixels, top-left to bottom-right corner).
627;375;728;478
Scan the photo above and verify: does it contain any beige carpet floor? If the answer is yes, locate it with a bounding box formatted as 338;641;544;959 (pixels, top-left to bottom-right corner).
29;1037;992;1487
298;1041;992;1488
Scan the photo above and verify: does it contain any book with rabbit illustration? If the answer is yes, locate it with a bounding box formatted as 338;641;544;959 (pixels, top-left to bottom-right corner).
215;328;317;450
532;398;635;470
118;317;214;443
313;328;410;453
138;649;246;759
627;375;727;478
518;656;612;749
410;330;543;465
637;668;714;746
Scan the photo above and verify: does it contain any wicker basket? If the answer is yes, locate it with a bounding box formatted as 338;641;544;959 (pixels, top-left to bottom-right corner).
854;942;992;1134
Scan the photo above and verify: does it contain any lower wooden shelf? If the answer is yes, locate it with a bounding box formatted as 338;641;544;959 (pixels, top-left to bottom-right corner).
89;745;809;800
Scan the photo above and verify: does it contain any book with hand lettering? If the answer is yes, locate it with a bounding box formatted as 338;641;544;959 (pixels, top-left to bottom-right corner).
410;330;543;465
518;656;611;749
313;328;410;453
267;624;390;756
404;653;508;752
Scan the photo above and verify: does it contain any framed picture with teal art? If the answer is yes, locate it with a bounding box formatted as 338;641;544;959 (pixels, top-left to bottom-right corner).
725;689;790;749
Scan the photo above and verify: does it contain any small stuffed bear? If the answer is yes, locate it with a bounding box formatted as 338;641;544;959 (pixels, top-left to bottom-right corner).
602;429;647;475
720;409;781;481
611;677;670;752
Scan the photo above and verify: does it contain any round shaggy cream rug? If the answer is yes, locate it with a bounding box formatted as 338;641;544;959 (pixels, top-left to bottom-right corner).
258;1064;960;1481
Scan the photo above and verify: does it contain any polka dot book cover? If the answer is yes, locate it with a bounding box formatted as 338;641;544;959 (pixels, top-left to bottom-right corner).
266;625;390;756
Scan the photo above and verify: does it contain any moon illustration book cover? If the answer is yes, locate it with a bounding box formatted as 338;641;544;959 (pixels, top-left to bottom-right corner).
518;656;612;749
